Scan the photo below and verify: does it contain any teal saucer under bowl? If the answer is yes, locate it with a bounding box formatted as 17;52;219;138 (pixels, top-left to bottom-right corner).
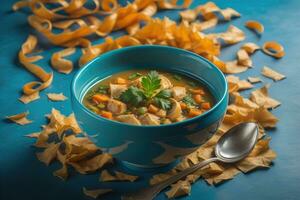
71;45;228;170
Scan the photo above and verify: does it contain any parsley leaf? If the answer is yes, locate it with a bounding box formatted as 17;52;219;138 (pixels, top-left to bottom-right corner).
141;71;161;99
97;85;109;94
128;72;142;80
156;89;171;99
120;86;145;106
154;89;172;110
154;97;171;110
183;94;196;107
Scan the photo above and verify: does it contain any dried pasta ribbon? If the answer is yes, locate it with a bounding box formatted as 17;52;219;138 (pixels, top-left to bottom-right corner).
6;111;32;125
19;35;53;95
101;0;119;12
245;20;264;34
28;15;97;45
12;0;30;11
156;0;193;9
79;35;140;66
51;48;76;74
262;41;285;58
14;0;103;21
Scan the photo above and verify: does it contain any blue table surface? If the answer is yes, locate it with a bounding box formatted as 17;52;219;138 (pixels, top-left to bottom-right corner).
1;0;300;199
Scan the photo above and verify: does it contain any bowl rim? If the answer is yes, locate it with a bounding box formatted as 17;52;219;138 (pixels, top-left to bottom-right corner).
71;45;228;128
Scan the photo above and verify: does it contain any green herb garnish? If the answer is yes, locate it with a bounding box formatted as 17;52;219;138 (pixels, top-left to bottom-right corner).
141;71;161;99
97;85;109;94
128;72;142;80
120;86;145;106
173;74;182;81
187;81;197;87
97;103;106;109
120;71;173;110
183;94;196;107
154;98;171;110
154;89;172;110
155;89;172;99
87;90;96;99
137;107;147;115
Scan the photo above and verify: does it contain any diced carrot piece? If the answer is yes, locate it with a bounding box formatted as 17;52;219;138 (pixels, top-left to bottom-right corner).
193;94;202;104
148;104;159;113
180;102;187;110
189;88;205;95
101;111;113;119
92;94;109;104
115;77;127;84
188;108;202;118
202;102;211;110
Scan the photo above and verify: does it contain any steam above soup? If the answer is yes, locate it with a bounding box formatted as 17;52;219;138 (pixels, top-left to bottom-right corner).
83;70;214;125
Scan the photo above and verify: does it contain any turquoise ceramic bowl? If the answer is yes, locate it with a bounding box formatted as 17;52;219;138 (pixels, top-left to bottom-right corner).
71;45;228;169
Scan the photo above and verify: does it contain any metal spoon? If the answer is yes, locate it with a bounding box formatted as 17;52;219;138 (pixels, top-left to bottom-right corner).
122;122;258;200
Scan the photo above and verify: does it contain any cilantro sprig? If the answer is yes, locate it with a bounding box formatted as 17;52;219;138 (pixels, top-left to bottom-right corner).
120;86;145;106
183;94;196;107
120;71;172;110
141;71;161;99
154;89;172;110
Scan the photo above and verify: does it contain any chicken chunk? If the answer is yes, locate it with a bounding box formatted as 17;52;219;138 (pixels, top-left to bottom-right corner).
139;113;160;125
156;109;167;118
110;84;127;99
159;75;173;90
175;115;187;122
171;86;186;101
167;98;182;121
161;118;172;124
107;99;127;114
116;114;141;125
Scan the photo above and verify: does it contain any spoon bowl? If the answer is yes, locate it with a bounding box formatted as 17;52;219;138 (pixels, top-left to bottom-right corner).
215;122;258;163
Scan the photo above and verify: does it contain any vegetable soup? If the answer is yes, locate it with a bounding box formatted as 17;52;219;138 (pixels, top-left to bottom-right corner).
83;70;214;125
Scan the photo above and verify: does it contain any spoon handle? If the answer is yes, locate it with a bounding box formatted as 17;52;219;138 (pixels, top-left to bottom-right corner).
122;157;219;200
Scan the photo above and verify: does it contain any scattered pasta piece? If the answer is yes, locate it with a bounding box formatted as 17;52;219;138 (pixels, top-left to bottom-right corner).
208;25;245;44
25;132;40;138
53;165;68;181
220;8;241;21
262;41;285;58
245;20;264;34
47;93;68;101
18;35;53;102
180;2;240;22
241;42;260;54
227;75;253;92
156;0;192;9
236;138;277;173
223;60;249;74
248;76;262;83
51;48;76;74
165;180;191;198
237;49;252;67
83;187;112;199
261;66;286;81
100;170;139;182
6;111;32;125
19;92;40;104
250;85;281;109
36;143;60;165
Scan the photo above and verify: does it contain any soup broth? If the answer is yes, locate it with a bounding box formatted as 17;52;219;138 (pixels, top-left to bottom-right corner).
83;70;214;125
